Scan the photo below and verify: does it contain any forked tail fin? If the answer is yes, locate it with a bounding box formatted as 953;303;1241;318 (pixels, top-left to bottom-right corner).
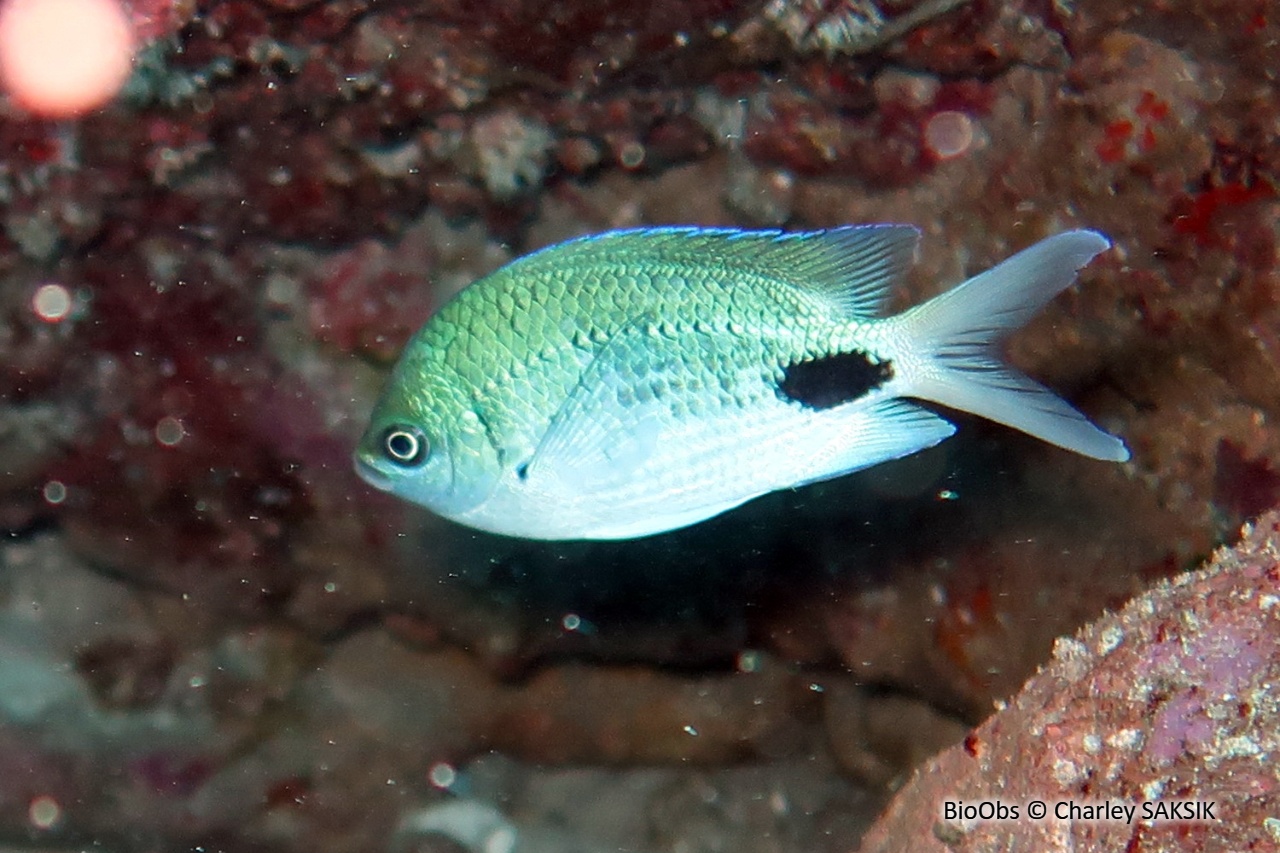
894;230;1129;462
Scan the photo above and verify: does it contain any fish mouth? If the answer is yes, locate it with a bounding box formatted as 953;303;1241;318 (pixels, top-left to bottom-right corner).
353;455;392;491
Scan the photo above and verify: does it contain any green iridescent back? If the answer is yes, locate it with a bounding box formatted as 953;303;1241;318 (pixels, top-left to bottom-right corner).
409;229;852;459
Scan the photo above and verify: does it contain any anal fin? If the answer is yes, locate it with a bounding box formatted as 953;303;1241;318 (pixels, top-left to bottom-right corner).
792;397;955;488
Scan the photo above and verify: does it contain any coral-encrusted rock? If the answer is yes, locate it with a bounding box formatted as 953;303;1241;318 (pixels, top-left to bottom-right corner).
856;510;1280;853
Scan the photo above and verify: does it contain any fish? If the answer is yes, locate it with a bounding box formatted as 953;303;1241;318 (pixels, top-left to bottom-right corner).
354;225;1129;540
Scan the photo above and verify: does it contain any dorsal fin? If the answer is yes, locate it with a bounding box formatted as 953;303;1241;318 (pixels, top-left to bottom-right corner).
515;225;921;320
726;225;920;318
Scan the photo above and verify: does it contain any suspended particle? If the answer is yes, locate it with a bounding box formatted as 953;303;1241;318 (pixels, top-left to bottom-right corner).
0;0;135;117
155;416;184;446
428;763;457;789
617;140;646;170
42;480;66;505
31;282;72;322
28;795;60;830
560;612;596;634
924;111;975;159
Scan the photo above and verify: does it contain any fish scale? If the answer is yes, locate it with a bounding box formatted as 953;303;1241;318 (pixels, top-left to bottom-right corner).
442;256;834;435
355;225;1128;540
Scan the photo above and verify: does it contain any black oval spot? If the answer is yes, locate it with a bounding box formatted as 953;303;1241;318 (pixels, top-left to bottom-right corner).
777;350;893;410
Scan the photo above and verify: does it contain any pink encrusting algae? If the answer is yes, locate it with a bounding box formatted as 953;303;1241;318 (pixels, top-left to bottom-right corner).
857;509;1280;853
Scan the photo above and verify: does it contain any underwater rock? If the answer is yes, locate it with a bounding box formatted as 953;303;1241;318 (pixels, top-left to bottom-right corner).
309;628;813;768
856;509;1280;853
822;681;969;788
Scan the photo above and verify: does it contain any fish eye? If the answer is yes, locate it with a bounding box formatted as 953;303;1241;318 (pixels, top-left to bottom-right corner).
381;426;429;467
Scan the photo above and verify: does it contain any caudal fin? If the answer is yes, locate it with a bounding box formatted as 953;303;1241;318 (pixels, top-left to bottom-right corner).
895;230;1130;462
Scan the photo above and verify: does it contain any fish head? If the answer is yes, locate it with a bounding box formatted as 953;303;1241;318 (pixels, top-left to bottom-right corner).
353;358;500;519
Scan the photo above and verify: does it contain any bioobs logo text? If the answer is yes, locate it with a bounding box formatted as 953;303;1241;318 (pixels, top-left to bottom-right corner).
942;801;1020;821
940;799;1219;825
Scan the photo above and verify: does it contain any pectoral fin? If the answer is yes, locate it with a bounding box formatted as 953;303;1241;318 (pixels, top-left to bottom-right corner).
525;317;720;493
